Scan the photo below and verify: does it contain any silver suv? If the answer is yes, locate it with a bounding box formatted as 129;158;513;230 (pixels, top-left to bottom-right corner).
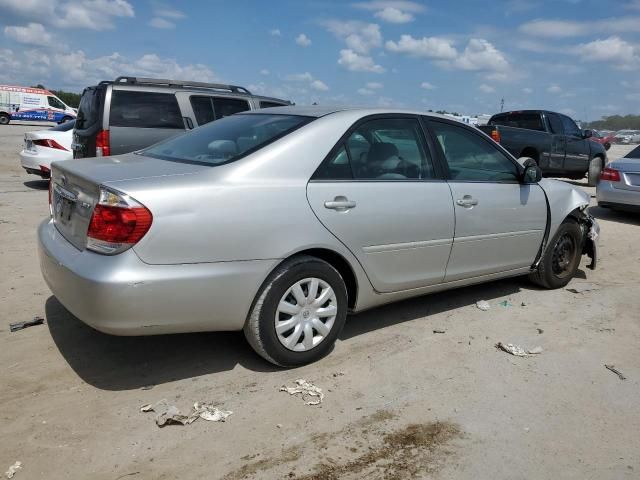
72;76;291;159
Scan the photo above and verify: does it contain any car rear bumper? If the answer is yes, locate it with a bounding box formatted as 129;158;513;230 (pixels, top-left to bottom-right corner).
38;219;277;335
597;181;640;208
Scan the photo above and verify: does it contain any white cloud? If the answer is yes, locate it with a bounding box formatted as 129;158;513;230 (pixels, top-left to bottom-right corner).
358;88;374;95
385;35;457;59
420;81;436;90
338;49;385;73
4;22;52;46
366;81;383;89
0;0;55;18
375;7;414;23
323;20;382;54
269;28;281;36
577;36;640;70
523;87;533;94
519;16;640;38
449;39;510;72
296;33;312;47
149;17;174;29
547;85;562;94
259;69;270;76
479;84;495;93
310;79;329;91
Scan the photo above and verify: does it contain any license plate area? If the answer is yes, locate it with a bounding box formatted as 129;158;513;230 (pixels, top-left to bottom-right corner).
53;185;77;226
25;139;35;152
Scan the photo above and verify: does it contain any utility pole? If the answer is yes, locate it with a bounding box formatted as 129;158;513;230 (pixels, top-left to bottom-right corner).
500;98;504;112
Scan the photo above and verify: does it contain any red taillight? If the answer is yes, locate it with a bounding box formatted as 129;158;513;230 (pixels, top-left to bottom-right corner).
600;167;620;182
490;129;501;143
86;188;152;254
96;130;110;157
33;139;68;150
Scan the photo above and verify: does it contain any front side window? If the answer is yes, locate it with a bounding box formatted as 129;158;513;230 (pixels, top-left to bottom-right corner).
430;121;519;182
110;91;184;129
547;113;564;134
143;114;311;165
47;96;66;109
560;115;581;136
315;118;435;181
213;97;250;118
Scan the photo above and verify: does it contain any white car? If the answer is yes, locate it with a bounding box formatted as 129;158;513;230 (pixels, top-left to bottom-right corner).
20;120;74;178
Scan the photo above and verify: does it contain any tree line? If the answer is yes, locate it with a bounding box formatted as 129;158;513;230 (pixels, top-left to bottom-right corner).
31;85;81;108
585;115;640;131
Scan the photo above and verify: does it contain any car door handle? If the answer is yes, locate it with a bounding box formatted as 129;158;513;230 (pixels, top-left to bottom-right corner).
456;195;478;208
324;196;356;211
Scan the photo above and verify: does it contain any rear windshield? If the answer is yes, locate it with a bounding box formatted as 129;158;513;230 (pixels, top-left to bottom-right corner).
75;87;102;130
625;145;640;159
490;113;544;131
50;119;75;131
142;114;312;165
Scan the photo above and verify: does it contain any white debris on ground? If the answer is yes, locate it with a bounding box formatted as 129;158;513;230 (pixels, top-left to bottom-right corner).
496;342;543;357
476;300;491;311
566;283;600;294
141;399;232;427
5;461;21;479
280;379;324;405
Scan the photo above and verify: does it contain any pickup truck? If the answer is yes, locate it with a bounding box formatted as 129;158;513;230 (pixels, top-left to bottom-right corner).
478;110;606;186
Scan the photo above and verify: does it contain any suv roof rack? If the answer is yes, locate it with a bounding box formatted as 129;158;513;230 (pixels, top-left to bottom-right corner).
113;76;252;95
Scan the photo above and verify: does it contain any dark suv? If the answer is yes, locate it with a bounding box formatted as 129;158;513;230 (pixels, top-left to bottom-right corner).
72;76;291;159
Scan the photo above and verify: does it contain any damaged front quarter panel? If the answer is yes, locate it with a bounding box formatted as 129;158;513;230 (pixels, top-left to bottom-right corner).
536;179;599;270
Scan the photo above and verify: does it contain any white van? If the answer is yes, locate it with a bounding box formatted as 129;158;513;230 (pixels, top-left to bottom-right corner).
0;85;77;125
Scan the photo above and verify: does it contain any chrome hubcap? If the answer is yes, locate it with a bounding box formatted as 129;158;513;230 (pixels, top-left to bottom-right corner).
275;277;338;352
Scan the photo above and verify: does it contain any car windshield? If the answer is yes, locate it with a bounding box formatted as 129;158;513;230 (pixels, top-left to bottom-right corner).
142;114;312;166
625;145;640;159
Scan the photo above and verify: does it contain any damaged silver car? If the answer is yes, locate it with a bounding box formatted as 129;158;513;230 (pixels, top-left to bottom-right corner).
39;106;598;366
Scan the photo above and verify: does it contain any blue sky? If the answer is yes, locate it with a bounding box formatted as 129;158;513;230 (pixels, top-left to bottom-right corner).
2;0;640;120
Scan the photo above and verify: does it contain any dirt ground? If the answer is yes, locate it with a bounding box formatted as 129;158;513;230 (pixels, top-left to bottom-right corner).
1;124;638;480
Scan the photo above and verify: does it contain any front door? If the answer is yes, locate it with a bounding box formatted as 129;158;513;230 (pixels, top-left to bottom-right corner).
427;119;547;282
560;114;590;174
307;116;455;293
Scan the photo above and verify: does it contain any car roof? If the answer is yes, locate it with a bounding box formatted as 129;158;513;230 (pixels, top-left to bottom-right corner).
240;105;455;120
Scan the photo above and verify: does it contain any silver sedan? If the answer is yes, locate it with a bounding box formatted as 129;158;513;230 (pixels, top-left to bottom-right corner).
39;107;598;366
597;145;640;211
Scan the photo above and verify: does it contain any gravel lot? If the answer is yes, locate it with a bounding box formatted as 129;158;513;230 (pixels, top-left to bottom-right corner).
1;124;639;480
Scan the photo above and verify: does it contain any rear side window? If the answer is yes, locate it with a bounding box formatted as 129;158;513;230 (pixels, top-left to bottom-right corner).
213;97;250;118
491;113;544;131
430;121;519;182
547;113;564;134
75;87;103;130
260;101;287;108
142;114;311;165
190;96;215;125
110;91;183;129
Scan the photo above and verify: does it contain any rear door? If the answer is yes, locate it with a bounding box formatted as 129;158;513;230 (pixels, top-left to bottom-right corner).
108;90;186;154
426;119;547;282
559;114;589;173
307;115;455;293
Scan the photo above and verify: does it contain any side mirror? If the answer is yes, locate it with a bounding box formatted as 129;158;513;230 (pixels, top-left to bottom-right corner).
582;129;593;139
523;164;542;183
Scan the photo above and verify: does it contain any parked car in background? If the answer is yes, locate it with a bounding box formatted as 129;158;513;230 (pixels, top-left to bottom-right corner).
20;119;74;178
613;130;640;144
590;130;615;150
478;110;607;186
1;85;76;125
72;76;291;159
40;106;598;366
597;144;640;211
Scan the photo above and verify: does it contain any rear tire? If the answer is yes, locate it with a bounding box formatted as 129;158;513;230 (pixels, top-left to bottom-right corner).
244;255;348;367
0;113;10;125
529;219;583;289
588;157;603;187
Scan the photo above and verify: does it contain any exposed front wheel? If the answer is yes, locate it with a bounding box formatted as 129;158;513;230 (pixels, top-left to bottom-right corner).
529;219;583;289
0;113;10;125
588;157;603;187
244;255;348;366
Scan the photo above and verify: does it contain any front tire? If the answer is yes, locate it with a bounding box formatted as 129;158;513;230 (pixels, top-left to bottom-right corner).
529;219;583;289
244;255;348;367
588;157;603;187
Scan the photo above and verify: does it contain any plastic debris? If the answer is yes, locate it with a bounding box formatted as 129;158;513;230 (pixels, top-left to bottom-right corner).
5;461;21;479
566;283;600;294
433;329;446;334
605;364;626;381
496;342;543;357
140;399;232;427
10;316;44;332
476;300;491;311
498;300;513;308
280;379;324;405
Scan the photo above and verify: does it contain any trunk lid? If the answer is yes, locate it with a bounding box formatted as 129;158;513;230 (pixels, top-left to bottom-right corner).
609;158;640;192
50;153;211;250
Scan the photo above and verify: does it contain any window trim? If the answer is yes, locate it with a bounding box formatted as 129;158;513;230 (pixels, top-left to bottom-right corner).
310;113;447;183
425;117;525;184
